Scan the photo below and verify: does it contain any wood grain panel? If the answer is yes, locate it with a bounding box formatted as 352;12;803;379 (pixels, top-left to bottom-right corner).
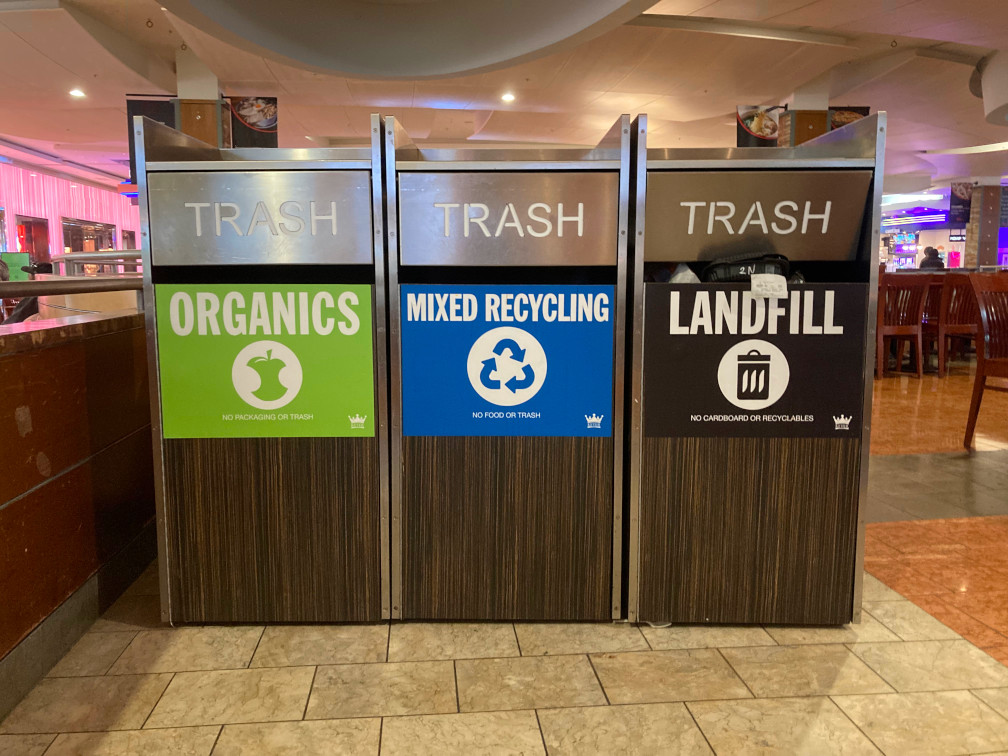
639;437;861;625
163;437;381;623
402;436;613;620
178;100;220;145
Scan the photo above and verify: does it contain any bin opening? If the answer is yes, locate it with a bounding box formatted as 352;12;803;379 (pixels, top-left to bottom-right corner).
642;260;871;285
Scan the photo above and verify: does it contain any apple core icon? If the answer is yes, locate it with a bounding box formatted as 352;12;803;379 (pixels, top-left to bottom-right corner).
231;340;303;410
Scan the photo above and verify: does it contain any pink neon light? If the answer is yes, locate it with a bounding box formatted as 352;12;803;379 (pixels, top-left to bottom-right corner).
0;162;139;259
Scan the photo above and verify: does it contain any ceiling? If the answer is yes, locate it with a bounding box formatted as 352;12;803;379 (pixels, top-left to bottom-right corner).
0;0;1006;191
157;0;655;78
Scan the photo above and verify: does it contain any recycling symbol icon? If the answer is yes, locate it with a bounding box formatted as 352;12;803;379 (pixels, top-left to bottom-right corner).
466;326;547;407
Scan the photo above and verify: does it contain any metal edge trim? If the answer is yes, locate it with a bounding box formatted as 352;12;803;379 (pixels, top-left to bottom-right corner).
385;116;405;619
395;161;622;172
645;159;875;170
145;161;371;172
135;116;173;625
627;115;648;622
611;115;631;619
370;114;392;621
852;111;887;622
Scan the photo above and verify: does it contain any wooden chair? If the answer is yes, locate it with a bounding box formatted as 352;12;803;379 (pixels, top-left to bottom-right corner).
923;273;979;377
964;273;1008;448
921;277;943;358
877;272;935;378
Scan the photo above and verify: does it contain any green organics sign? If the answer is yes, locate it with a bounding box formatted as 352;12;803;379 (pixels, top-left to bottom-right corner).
155;284;374;438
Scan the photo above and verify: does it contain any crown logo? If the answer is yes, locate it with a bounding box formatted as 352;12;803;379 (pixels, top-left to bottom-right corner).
833;414;851;431
585;413;603;429
349;413;367;429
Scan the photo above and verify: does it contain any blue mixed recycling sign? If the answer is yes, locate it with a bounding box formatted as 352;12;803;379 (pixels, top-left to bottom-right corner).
401;284;615;437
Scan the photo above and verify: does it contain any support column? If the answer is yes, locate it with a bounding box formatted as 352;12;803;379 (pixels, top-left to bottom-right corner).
965;178;1000;268
175;48;224;146
779;88;828;147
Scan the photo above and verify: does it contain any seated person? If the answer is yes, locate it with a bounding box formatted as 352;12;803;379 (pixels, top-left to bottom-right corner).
919;246;945;270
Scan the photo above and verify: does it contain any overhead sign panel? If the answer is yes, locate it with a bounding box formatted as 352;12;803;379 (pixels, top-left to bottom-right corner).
147;171;373;266
644;170;872;262
397;171;619;266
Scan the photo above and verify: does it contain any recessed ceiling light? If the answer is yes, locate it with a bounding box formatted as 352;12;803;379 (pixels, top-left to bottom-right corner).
69;89;85;98
501;92;515;103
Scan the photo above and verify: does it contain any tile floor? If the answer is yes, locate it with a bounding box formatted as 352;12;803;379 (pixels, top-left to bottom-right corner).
865;451;1008;522
865;516;1008;668
871;370;1008;455
4;560;1008;755
3;365;1007;754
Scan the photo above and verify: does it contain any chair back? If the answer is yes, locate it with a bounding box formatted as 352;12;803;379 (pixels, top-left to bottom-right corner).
970;272;1008;360
941;273;979;328
879;273;933;328
923;278;943;324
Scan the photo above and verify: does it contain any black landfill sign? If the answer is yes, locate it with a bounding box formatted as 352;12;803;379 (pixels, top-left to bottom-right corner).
642;283;868;438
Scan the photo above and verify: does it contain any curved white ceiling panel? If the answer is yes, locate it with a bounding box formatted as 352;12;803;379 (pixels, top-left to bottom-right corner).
160;0;656;78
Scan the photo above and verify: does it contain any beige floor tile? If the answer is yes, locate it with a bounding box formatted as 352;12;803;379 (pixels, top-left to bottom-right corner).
90;594;164;633
0;674;172;734
972;687;1008;717
214;719;381;755
833;690;1008;756
863;600;961;641
47;632;136;677
108;626;264;674
688;696;881;756
849;640;1008;692
306;660;456;719
251;625;387;667
590;649;750;705
721;644;893;697
0;734;55;756
145;667;314;728
456;654;605;712
861;573;904;602
45;726;220;756
640;625;776;650
538;702;712;755
380;710;545;755
388;623;518;662
515;623;648;656
764;614;900;646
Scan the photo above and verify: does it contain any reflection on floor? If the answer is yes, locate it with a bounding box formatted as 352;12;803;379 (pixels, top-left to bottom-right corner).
3;561;1008;755
871;365;1008;455
866;450;1008;522
866;517;1008;668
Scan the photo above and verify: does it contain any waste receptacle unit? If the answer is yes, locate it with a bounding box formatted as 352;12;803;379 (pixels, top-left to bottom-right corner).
627;114;886;625
138;116;390;622
385;116;631;620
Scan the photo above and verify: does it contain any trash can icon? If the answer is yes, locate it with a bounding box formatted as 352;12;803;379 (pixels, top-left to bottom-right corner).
737;349;771;400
